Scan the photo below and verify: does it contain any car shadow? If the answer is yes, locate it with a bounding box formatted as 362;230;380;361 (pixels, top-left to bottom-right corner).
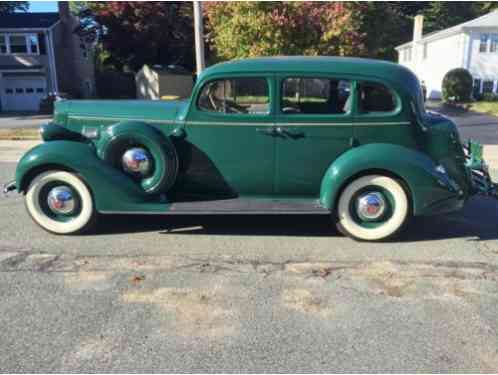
95;196;498;242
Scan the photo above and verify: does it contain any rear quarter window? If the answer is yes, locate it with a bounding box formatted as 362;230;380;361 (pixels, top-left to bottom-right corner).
358;82;397;113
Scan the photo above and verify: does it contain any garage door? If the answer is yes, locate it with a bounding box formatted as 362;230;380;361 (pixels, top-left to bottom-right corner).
1;77;47;112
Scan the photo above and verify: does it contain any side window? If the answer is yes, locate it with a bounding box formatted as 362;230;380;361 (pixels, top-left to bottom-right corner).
358;82;397;113
281;77;352;115
198;78;269;115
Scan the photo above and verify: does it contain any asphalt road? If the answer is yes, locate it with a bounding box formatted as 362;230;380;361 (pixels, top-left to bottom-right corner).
2;158;498;372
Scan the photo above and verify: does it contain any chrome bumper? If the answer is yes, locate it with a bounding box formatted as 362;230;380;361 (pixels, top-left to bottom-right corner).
464;140;498;198
2;180;16;195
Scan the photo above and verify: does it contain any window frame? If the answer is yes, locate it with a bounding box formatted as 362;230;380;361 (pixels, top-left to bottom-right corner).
195;76;272;117
0;33;40;56
355;79;402;117
480;33;489;53
278;76;353;117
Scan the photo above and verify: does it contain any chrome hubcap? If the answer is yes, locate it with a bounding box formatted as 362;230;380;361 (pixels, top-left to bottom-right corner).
47;186;75;215
122;148;152;176
356;192;386;221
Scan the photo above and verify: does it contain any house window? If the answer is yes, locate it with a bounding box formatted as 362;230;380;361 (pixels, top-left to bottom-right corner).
490;34;498;53
423;43;428;59
28;35;39;54
483;80;494;93
403;47;412;62
0;34;40;54
9;35;28;54
0;35;6;54
480;34;489;53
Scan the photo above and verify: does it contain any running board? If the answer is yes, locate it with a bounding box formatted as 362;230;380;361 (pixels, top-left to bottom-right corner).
100;198;330;215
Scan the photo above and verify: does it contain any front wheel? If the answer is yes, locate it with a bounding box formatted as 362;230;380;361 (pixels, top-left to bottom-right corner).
336;175;410;241
25;171;97;235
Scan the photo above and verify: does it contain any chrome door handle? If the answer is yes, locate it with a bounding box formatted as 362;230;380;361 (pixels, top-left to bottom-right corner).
281;128;305;138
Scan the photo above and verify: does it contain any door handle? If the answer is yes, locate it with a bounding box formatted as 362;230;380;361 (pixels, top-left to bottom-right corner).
280;128;305;138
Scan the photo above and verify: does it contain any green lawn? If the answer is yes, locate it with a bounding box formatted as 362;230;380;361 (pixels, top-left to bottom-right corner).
469;101;498;116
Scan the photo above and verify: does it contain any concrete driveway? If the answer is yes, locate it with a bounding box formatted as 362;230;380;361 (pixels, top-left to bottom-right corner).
2;111;498;372
0;113;51;129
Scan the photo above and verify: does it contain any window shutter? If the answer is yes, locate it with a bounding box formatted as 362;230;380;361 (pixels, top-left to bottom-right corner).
38;33;46;55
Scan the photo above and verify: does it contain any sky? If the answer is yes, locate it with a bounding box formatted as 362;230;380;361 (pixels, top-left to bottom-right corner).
28;1;58;13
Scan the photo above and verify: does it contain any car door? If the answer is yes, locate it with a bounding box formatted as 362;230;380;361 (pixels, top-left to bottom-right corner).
181;74;276;198
353;79;417;149
274;74;355;197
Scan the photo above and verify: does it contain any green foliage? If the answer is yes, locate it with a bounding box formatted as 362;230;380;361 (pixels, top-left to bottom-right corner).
75;2;195;72
442;68;473;103
0;1;28;14
482;92;498;102
204;2;367;61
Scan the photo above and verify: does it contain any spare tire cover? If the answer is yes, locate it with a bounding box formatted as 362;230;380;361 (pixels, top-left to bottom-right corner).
98;122;179;194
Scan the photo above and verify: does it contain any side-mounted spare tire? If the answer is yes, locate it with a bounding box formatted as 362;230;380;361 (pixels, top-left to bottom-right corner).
98;122;179;194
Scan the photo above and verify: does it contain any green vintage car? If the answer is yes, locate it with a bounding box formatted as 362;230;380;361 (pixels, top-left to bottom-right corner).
3;57;496;240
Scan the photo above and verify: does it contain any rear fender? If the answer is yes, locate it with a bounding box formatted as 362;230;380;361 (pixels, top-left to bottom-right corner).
319;143;459;216
16;141;150;212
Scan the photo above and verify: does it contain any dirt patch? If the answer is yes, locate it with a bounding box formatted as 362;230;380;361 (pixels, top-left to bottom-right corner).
64;272;115;292
122;287;240;338
282;288;334;317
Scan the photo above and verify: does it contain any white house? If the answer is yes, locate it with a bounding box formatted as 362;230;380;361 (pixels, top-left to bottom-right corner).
396;11;498;100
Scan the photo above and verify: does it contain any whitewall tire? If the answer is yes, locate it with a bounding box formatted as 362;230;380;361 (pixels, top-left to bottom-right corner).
25;171;96;235
336;175;410;241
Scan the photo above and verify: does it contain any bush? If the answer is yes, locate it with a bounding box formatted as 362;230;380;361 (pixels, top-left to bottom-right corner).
442;68;473;103
482;92;498;102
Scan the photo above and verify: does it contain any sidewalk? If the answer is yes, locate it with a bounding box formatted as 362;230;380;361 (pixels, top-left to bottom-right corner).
1;140;41;162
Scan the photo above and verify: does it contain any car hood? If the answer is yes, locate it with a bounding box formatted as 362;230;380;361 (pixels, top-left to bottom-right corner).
55;99;189;124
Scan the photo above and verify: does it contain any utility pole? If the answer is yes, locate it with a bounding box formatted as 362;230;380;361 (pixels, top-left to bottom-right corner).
193;1;206;74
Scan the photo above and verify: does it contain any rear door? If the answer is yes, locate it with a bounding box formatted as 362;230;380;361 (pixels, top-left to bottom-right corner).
274;74;354;197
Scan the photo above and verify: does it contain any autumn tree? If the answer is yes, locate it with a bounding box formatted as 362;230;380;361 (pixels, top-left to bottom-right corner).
204;2;367;61
76;2;195;72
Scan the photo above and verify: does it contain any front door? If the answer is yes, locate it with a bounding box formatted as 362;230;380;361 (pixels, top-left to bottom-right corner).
274;74;354;197
181;75;275;198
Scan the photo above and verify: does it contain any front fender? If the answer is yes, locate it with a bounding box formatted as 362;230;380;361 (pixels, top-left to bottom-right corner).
15;141;153;212
319;143;462;216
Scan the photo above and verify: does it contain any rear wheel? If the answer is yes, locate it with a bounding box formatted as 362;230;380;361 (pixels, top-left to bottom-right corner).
25;171;97;235
336;175;410;241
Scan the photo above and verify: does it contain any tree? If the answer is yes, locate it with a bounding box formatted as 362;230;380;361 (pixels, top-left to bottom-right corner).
76;2;195;72
0;1;28;14
204;2;367;61
423;2;487;34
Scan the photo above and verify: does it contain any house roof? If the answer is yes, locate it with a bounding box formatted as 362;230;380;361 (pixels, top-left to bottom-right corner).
396;10;498;49
0;12;59;30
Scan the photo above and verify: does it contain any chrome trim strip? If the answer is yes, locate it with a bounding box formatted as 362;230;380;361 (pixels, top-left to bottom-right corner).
69;116;175;124
186;121;410;127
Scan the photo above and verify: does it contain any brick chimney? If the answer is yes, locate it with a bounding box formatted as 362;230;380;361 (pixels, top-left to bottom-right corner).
413;15;424;42
58;1;70;23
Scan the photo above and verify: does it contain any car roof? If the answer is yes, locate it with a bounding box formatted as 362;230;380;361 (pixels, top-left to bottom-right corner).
199;56;420;97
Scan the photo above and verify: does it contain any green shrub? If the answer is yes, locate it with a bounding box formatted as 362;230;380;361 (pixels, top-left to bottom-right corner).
482;92;498;102
442;68;473;103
